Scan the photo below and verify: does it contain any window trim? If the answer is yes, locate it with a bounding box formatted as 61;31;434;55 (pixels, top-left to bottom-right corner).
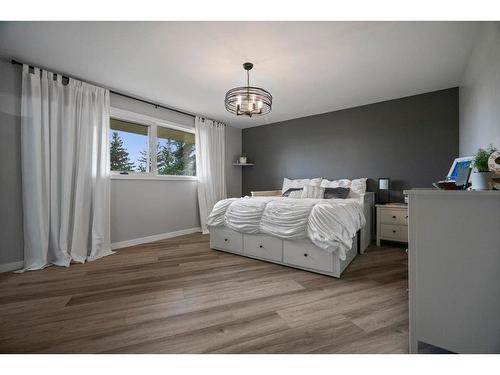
109;107;197;181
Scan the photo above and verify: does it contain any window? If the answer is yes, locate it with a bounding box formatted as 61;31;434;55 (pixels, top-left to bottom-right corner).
109;108;196;179
157;126;196;176
110;118;150;173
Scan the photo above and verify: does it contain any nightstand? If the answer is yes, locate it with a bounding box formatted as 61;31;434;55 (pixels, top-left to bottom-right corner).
376;204;408;246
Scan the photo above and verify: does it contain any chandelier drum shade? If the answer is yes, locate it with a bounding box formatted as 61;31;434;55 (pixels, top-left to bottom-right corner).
225;62;272;117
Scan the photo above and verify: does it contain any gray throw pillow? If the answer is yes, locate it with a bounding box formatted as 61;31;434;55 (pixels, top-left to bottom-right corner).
323;187;350;199
282;187;303;197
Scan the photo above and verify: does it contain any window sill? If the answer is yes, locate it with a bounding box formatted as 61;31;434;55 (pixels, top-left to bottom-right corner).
111;174;197;181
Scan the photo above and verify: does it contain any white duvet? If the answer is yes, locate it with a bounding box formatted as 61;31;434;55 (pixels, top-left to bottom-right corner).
207;196;366;260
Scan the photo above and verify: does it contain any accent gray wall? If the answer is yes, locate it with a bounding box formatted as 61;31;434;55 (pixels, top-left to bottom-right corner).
0;59;23;265
459;22;500;156
242;88;459;202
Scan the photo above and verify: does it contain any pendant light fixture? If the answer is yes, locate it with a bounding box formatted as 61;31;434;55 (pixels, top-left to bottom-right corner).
224;62;272;117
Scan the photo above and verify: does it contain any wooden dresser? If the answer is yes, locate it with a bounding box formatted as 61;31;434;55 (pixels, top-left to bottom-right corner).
376;204;408;246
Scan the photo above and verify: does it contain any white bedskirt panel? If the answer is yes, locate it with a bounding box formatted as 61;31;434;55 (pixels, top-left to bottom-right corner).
209;226;359;278
360;192;374;253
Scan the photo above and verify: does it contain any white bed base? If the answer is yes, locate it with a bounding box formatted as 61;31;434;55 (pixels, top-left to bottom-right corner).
209;192;374;278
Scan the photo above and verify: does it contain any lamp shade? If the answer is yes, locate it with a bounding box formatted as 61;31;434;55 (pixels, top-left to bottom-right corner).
378;178;391;204
225;62;272;117
379;179;389;190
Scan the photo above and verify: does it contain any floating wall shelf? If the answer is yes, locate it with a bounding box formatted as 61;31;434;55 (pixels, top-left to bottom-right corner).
232;163;254;167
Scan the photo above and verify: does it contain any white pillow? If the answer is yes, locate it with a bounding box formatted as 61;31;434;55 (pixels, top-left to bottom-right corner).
320;178;351;189
350;178;367;198
287;189;303;198
301;177;323;198
320;178;367;198
281;178;311;195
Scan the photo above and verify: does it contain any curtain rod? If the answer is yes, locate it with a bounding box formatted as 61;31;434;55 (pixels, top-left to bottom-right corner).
11;59;196;119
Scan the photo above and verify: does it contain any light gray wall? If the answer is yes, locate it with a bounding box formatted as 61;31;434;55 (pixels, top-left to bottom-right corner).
109;93;241;244
242;88;459;202
109;93;202;244
0;59;23;264
111;92;195;128
0;63;242;263
111;179;199;243
459;22;500;156
225;125;242;198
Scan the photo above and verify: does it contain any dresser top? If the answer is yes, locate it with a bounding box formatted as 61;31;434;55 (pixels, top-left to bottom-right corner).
376;203;408;209
404;188;500;196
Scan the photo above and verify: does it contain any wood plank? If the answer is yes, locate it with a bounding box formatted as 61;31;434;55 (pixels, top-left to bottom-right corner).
0;233;408;353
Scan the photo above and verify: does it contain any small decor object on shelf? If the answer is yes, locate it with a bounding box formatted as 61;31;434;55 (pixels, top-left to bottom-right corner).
488;150;500;190
471;144;497;190
378;178;390;204
225;62;272;117
232;155;254;167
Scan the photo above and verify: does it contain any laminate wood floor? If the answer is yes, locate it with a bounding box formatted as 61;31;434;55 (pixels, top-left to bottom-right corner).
0;233;408;353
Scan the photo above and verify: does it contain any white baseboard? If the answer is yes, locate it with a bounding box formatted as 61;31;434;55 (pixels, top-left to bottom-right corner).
0;261;24;273
111;227;202;250
0;228;203;271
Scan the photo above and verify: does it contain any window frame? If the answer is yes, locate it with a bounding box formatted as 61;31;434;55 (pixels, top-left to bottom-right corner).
109;107;197;181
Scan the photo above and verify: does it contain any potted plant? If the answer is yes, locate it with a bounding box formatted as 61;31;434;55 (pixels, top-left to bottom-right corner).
239;153;247;164
471;144;497;190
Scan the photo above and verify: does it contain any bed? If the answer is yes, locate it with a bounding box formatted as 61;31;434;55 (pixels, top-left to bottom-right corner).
207;178;374;278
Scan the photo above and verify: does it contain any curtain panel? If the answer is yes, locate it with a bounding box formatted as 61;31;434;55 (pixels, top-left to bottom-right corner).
195;117;227;234
20;65;112;270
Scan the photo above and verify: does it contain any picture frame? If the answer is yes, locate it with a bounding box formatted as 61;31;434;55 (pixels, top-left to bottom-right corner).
447;156;473;181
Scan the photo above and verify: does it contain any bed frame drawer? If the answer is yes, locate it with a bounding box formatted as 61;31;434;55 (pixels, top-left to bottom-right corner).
243;234;283;262
283;239;333;273
210;227;243;253
210;230;360;278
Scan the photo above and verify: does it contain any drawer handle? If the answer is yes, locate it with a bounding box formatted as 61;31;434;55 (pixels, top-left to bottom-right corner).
392;230;396;233
259;245;263;248
304;253;308;257
224;238;228;242
392;215;396;219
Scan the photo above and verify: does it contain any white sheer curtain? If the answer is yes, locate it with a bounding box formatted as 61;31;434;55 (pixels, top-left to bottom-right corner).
20;64;112;271
195;116;227;234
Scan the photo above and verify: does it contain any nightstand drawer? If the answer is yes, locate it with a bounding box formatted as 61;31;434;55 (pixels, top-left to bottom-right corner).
380;224;407;241
380;210;408;225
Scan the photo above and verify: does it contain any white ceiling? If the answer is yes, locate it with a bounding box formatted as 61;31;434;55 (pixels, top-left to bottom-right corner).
0;22;481;128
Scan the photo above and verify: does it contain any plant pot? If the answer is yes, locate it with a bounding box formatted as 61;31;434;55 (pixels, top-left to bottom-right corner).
239;156;247;164
471;171;492;190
